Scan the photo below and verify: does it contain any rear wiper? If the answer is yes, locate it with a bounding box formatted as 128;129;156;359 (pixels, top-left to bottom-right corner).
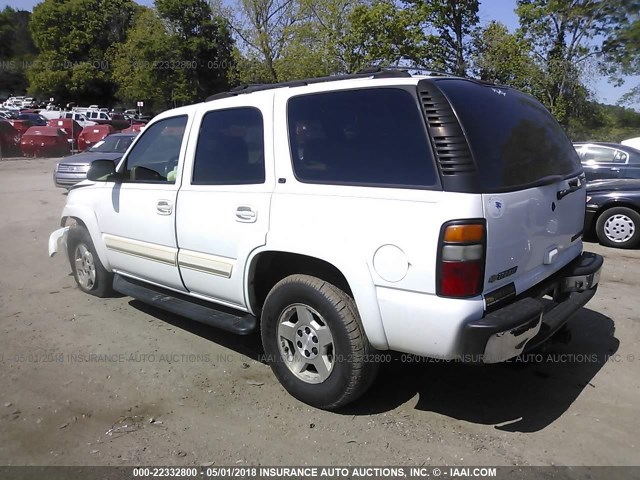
557;178;583;200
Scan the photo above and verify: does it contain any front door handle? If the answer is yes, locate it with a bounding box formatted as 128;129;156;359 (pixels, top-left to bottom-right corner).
610;167;621;172
236;206;257;222
157;200;173;215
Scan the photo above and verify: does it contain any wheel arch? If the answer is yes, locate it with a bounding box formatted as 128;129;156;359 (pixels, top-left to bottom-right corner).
245;248;389;350
60;204;111;271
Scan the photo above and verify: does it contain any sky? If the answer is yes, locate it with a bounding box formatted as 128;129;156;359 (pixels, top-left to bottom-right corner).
2;0;638;108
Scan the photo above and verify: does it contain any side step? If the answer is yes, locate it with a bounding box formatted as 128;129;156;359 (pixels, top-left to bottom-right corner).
113;274;258;335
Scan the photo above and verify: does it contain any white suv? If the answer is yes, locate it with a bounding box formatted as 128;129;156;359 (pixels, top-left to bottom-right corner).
49;69;603;409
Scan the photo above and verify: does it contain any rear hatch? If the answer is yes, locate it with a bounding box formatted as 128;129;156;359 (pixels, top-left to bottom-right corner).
435;79;585;296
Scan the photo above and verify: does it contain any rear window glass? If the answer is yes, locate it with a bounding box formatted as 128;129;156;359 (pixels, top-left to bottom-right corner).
287;88;438;188
437;79;581;190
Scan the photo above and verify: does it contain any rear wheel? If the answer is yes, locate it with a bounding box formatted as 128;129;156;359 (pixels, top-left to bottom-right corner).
67;227;114;297
595;207;640;249
261;274;378;410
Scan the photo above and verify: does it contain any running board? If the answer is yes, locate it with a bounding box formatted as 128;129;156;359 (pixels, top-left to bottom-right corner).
113;274;258;335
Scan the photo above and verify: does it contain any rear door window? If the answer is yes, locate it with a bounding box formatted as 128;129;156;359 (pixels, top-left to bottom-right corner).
192;107;265;185
287;88;438;188
436;79;581;191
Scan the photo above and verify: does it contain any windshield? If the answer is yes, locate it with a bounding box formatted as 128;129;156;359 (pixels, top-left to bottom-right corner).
436;79;581;191
89;135;134;153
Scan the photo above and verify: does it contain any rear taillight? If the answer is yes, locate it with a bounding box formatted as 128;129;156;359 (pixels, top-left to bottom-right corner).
437;220;486;298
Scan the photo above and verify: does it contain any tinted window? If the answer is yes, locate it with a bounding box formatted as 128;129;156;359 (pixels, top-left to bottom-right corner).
287;88;438;188
193;108;264;185
124;116;187;183
437;80;581;191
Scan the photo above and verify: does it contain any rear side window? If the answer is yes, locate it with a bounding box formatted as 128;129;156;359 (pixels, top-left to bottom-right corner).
193;108;265;185
287;88;438;188
437;79;581;191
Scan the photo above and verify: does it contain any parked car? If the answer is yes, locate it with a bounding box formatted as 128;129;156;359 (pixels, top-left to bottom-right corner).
0;120;21;157
44;111;98;128
47;118;82;149
20;126;70;157
8;119;31;138
121;123;145;134
573;142;640;181
17;112;48;127
585;178;640;249
53;133;137;188
77;124;116;151
49;69;603;410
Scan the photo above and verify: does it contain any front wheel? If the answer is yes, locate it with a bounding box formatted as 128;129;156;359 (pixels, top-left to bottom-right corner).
67;227;114;297
261;274;378;410
595;207;640;249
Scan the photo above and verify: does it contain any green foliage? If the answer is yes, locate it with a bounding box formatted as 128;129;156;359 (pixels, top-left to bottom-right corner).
409;0;480;75
112;1;234;112
568;103;640;142
342;0;429;72
0;7;37;97
28;0;138;105
514;0;624;125
471;21;540;93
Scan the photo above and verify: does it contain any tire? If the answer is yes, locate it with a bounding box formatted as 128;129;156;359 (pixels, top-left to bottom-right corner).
67;227;114;297
261;274;379;410
595;207;640;249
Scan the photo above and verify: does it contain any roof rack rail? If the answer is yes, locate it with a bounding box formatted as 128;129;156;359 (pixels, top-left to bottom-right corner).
205;67;412;102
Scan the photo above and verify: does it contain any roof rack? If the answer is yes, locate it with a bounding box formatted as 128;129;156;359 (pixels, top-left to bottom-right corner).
205;67;413;102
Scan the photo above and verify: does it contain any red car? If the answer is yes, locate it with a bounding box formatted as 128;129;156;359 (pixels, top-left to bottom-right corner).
20;126;70;157
77;124;115;151
47;118;82;149
8;119;31;138
0;120;21;157
121;123;146;134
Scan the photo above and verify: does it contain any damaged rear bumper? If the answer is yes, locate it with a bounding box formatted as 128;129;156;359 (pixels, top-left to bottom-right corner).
460;251;603;364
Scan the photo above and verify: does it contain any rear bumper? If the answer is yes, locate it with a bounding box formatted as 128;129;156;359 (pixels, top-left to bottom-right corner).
460;251;603;363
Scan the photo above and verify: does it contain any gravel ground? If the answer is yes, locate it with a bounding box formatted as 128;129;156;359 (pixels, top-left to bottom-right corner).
0;158;638;467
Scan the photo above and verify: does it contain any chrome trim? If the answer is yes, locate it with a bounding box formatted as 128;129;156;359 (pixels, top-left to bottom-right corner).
103;234;177;266
177;250;234;278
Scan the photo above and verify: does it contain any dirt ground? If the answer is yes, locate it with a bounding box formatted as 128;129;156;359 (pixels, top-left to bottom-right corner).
0;157;638;467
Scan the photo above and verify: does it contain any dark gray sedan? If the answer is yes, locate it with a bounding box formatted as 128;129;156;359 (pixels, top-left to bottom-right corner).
54;133;137;188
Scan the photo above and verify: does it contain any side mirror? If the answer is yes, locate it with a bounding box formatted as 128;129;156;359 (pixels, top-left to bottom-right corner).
87;159;118;182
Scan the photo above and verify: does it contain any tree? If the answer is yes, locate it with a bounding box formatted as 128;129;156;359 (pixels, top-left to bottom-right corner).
601;0;640;105
228;0;301;82
342;0;429;72
0;8;37;96
471;21;541;93
515;0;625;124
113;0;235;110
156;0;235;99
417;0;479;75
111;8;183;111
28;0;138;105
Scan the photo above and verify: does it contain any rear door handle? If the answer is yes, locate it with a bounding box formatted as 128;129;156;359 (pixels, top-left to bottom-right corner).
236;206;257;222
157;200;173;215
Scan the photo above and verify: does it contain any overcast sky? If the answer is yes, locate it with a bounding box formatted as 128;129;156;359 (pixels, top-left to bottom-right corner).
1;0;638;108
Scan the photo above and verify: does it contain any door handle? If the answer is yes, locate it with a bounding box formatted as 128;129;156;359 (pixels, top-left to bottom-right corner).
236;206;257;222
610;167;621;172
157;200;173;215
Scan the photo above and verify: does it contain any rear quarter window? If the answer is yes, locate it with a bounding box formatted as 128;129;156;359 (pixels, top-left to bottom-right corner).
287;88;439;189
